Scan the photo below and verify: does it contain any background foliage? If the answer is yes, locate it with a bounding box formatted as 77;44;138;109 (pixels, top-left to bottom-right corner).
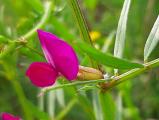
0;0;159;120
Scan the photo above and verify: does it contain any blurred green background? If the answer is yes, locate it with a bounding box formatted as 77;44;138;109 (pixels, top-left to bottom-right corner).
0;0;159;120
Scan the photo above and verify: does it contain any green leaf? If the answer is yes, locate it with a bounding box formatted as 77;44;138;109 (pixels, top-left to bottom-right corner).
144;15;159;61
99;92;116;120
114;0;131;58
77;42;144;69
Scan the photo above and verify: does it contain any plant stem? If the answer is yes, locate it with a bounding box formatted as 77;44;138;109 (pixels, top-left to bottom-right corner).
107;58;159;90
25;44;44;57
21;1;52;40
66;0;99;68
40;58;159;94
66;0;92;45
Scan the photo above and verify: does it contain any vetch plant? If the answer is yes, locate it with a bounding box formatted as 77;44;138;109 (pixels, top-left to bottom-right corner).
0;0;159;120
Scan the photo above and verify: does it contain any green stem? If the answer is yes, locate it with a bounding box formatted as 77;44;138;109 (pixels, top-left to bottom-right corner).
25;44;44;57
108;58;159;90
66;0;92;44
21;1;52;40
66;0;99;68
40;58;159;94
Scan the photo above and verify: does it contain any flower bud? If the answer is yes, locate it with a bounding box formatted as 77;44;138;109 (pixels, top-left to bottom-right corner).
77;66;104;80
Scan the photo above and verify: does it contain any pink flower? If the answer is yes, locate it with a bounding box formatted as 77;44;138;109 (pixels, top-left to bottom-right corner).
1;113;21;120
26;30;79;87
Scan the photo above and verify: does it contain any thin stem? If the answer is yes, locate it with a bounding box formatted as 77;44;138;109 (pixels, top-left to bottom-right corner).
40;58;159;95
66;0;92;45
21;1;52;40
39;79;107;95
66;0;99;68
25;45;44;57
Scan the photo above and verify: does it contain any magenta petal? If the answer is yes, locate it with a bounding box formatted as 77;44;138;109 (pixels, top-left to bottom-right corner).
26;62;58;87
37;30;79;80
1;113;21;120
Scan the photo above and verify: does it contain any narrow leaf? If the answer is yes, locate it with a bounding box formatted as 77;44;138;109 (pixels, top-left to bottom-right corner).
78;42;144;69
114;0;131;58
144;15;159;61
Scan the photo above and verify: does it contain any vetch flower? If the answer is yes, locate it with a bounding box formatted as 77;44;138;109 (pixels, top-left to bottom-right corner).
1;112;21;120
26;30;79;87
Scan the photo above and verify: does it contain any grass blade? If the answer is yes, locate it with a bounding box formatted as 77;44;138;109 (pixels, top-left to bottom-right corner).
144;15;159;61
77;42;143;69
114;0;131;58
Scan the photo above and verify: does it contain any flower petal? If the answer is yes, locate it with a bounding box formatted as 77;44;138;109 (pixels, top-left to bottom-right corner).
26;62;58;87
37;30;79;80
1;112;21;120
